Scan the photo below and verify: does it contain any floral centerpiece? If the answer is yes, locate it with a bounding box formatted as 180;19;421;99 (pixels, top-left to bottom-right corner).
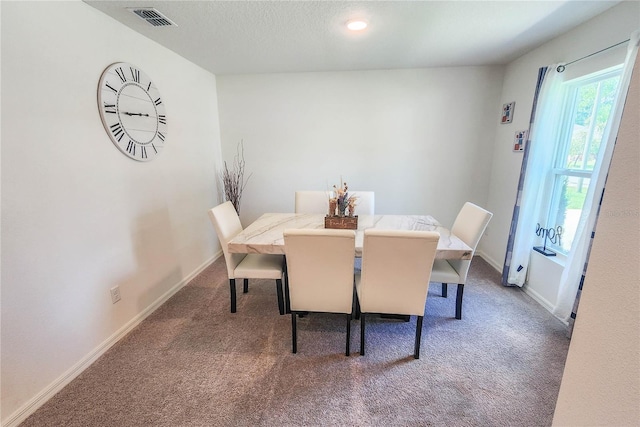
331;181;358;217
325;180;359;230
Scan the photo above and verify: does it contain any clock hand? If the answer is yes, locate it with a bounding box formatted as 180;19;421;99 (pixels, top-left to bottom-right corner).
122;112;150;117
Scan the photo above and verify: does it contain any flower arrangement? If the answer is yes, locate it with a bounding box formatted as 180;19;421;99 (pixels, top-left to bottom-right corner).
330;180;358;217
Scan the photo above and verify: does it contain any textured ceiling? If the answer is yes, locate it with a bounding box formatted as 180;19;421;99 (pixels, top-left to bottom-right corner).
84;1;620;75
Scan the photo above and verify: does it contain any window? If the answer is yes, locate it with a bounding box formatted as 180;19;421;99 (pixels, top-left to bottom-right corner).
545;66;622;253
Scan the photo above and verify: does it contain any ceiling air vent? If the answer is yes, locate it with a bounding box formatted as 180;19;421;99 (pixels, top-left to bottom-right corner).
129;8;177;27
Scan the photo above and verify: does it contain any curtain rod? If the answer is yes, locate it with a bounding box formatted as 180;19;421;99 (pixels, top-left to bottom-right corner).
556;38;630;73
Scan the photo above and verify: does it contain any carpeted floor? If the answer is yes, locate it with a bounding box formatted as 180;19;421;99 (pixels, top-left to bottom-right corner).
21;256;570;426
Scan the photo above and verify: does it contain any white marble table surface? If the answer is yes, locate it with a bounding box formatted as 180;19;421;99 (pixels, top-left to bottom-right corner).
228;213;473;260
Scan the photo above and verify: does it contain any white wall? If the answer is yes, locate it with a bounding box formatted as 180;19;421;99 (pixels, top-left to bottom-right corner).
482;1;640;270
1;1;223;424
216;67;504;229
553;41;640;427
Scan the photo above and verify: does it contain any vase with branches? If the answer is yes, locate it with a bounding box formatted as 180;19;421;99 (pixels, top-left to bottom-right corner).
221;141;251;214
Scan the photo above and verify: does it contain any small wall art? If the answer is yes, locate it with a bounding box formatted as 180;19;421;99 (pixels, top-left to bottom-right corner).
501;101;515;124
514;129;528;152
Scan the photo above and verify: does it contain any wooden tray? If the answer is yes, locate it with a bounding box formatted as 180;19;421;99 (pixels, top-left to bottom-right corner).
324;215;358;230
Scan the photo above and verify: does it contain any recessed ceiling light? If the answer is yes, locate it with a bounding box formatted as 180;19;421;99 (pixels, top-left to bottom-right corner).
346;20;367;31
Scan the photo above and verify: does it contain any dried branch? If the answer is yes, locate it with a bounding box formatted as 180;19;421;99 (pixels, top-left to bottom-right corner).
221;141;252;214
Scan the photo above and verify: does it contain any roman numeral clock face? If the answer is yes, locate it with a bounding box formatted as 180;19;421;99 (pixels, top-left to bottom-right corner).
97;63;167;161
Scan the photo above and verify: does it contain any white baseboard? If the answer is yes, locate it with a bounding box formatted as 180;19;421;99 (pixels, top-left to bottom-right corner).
3;252;221;427
475;250;502;273
521;285;569;326
522;283;555;313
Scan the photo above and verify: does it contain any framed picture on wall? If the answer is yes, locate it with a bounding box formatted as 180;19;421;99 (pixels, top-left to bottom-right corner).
514;130;528;152
501;101;515;124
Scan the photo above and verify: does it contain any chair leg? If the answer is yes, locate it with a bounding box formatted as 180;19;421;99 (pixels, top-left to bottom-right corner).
229;279;237;313
284;259;291;314
455;284;464;320
442;283;448;298
414;316;423;359
346;313;351;356
360;313;366;356
354;287;361;320
243;278;249;293
291;312;297;354
276;279;284;315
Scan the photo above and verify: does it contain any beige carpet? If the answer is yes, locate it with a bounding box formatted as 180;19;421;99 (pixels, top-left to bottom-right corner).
21;256;570;426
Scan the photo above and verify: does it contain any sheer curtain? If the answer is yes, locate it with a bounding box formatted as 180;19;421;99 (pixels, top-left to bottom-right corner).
504;30;640;319
505;66;565;286
553;30;640;321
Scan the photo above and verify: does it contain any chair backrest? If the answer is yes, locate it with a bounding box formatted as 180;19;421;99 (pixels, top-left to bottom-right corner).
284;229;355;314
208;201;247;278
294;191;334;214
448;202;493;282
349;191;375;215
358;229;439;316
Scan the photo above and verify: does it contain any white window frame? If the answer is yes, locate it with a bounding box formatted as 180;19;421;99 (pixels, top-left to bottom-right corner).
542;65;623;255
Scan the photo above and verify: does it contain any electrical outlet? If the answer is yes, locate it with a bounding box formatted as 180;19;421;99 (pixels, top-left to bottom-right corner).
110;286;121;304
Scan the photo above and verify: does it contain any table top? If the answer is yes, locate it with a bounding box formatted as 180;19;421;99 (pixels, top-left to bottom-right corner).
228;213;473;260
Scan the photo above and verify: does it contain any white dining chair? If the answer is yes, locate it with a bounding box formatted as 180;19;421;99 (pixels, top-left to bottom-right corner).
208;201;285;315
431;202;493;320
349;191;375;215
294;190;374;216
355;229;439;359
294;190;334;214
283;228;356;355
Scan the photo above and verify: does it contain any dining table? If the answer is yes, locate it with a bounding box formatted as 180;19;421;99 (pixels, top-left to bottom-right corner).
228;213;473;260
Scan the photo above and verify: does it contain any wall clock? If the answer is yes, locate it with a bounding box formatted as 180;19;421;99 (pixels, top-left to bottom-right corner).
97;62;167;161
